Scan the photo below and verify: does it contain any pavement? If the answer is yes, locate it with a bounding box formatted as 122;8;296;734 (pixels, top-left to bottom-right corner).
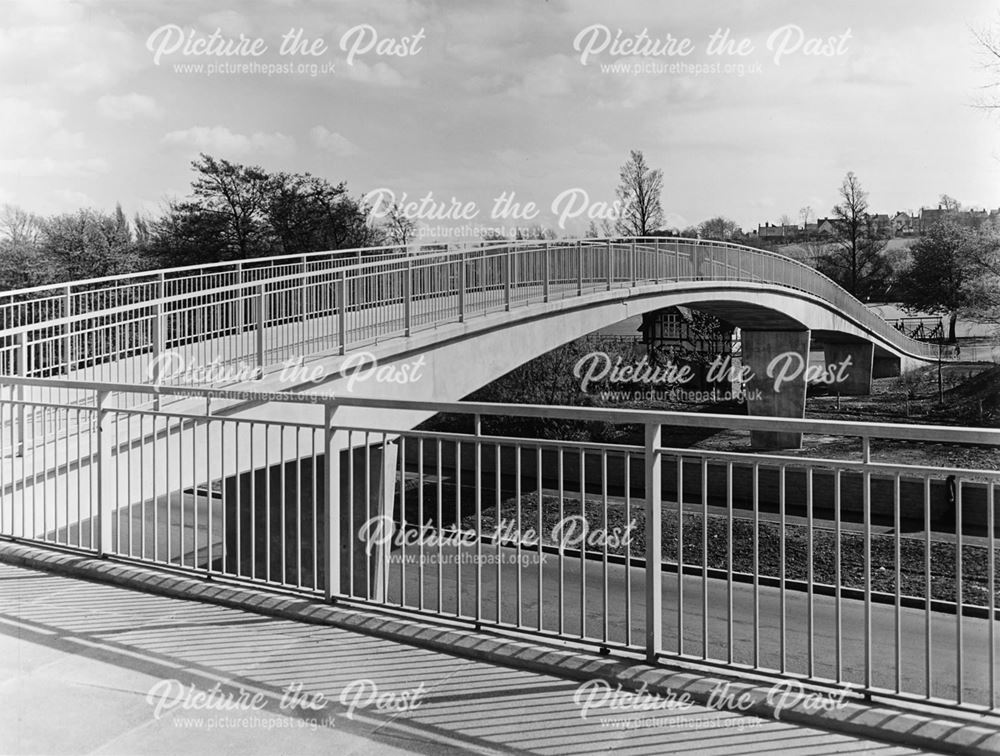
2;543;1000;755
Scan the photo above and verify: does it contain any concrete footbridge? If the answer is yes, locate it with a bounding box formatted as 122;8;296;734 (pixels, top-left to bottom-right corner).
0;237;948;445
3;237;997;723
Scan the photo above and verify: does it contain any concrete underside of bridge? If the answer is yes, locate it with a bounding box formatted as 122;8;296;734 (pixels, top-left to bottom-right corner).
207;282;934;594
227;281;930;450
1;280;950;598
4;280;939;563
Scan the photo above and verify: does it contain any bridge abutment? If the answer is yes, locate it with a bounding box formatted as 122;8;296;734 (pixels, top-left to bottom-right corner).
741;329;810;449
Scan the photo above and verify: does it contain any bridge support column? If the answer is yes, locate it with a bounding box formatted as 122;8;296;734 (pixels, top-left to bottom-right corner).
223;439;398;601
339;439;398;601
741;329;810;450
822;341;874;395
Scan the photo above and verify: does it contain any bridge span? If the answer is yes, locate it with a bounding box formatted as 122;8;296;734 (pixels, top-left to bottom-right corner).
0;237;996;721
0;236;950;444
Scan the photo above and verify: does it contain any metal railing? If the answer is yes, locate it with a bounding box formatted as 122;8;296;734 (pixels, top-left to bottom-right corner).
0;238;990;715
893;317;945;342
0;238;947;414
0;377;997;713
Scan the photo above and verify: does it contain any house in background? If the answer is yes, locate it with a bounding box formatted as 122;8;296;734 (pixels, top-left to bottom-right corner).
919;205;993;233
755;201;997;243
892;211;917;236
815;217;837;235
639;306;738;391
757;222;802;240
868;213;891;236
919;206;947;232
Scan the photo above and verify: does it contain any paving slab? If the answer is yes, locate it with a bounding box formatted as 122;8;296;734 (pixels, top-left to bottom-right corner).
1;543;997;754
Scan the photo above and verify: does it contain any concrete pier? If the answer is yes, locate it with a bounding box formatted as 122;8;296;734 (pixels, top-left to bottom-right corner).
741;329;811;449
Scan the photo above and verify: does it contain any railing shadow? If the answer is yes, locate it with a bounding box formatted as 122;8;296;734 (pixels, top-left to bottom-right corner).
0;560;919;755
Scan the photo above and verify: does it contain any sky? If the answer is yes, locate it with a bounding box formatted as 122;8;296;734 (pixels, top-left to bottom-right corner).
1;0;999;240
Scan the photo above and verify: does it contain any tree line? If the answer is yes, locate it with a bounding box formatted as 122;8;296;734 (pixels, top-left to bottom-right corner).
789;172;999;341
626;165;1000;339
0;153;386;292
2;151;996;341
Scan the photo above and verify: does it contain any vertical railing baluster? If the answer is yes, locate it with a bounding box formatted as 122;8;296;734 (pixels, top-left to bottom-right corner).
404;257;412;336
726;462;733;665
606;240;613;291
300;256;308;345
988;481;996;710
256;283;266;376
151;274;164;409
458;257;466;322
924;476;932;699
652;237;660;283
337;273;347;355
63;285;72;375
644;422;662;661
504;246;512;311
807;467;814;680
894;473;902;694
14;331;26;457
96;390;113;556
577;240;584;295
543;242;551;303
863;436;872;693
753;463;760;669
779;465;786;673
324;404;340;602
235;262;244;339
956;477;964;706
474;414;482;623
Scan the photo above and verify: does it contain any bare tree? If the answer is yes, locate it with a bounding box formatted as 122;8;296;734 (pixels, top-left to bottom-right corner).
799;206;812;237
0;204;49;290
973;20;1000;109
615;149;664;237
939;194;962;211
0;204;41;246
816;171;891;300
384;203;418;247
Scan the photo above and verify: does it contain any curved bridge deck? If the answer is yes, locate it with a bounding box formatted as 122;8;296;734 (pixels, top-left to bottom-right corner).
0;237;949;412
0;238;996;722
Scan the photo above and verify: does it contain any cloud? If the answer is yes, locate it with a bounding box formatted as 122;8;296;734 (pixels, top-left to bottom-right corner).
195;10;255;37
341;60;413;87
0;95;96;175
97;93;163;121
507;54;577;98
162;126;296;156
47;129;87;150
52;188;95;208
0;97;64;139
0;157;109;176
0;4;136;95
309;126;359;156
